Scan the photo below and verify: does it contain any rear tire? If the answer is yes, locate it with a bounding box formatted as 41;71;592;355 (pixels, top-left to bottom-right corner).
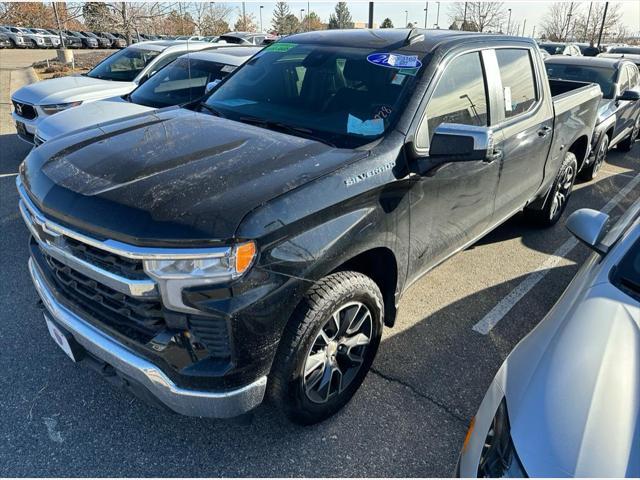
268;271;384;425
618;118;639;152
579;135;608;181
524;151;577;227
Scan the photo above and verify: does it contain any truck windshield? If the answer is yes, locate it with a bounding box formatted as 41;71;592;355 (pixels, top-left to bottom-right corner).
203;42;422;148
130;57;237;108
545;64;617;99
87;47;161;82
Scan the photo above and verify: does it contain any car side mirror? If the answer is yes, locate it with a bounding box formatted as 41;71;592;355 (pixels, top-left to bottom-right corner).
566;208;610;255
617;89;640;101
205;79;221;94
429;123;494;162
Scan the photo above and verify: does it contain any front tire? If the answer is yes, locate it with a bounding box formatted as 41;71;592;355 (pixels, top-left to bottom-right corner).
268;271;384;425
524;151;578;227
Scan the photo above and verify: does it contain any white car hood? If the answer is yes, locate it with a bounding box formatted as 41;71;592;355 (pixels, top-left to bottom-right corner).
36;97;154;142
504;282;640;477
11;75;137;106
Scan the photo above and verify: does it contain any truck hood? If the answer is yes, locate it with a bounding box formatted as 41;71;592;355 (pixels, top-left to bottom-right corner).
505;282;640;477
36;97;153;142
22;108;365;245
11;75;136;106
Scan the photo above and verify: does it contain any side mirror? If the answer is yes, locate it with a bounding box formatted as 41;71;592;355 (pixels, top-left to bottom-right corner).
429;123;494;162
566;208;610;255
617;89;640;101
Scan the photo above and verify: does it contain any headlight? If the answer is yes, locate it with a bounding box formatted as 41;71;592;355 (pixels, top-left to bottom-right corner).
144;241;257;313
477;399;527;477
41;101;82;115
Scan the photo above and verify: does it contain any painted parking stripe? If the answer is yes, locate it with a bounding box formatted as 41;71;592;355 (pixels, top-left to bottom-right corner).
473;171;640;335
0;173;17;178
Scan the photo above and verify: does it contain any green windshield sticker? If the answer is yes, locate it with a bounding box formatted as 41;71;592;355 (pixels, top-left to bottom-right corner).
266;42;297;52
398;67;419;76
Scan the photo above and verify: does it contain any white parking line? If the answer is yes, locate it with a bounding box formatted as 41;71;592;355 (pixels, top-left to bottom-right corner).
472;171;640;335
0;173;18;178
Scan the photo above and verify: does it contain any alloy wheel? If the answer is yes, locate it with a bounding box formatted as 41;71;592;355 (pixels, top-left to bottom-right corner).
303;301;373;404
550;164;575;221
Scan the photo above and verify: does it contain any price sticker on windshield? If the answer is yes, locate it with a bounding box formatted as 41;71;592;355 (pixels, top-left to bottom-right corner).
367;53;422;70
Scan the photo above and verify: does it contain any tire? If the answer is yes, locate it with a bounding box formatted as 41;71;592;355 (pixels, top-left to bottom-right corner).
617;118;640;152
524;151;578;227
268;271;384;425
9;38;17;48
579;135;608;181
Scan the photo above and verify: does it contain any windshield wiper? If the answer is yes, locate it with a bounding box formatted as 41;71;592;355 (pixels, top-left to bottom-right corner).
238;116;336;148
200;103;226;118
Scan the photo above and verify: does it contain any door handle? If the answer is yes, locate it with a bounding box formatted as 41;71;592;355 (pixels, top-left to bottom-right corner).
484;149;503;163
538;126;552;137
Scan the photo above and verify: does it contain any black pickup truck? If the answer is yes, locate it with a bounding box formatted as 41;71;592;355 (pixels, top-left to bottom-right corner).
18;29;601;424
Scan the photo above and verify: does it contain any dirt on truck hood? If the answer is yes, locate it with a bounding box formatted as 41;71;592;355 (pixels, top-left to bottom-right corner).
22;107;364;246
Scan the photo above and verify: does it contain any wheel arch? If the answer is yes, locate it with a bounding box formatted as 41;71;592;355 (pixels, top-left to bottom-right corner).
330;247;399;328
567;134;589;171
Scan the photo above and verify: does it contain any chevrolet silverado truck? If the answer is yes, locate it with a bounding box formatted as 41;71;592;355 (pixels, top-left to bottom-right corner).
18;29;601;424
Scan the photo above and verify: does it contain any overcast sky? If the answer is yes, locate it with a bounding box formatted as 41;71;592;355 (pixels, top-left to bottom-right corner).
222;1;640;36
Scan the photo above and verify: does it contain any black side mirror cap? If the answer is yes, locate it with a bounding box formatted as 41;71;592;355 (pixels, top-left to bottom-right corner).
617;89;640;101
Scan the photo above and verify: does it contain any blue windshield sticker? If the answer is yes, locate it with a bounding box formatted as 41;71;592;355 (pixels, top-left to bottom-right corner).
367;53;422;70
347;114;384;136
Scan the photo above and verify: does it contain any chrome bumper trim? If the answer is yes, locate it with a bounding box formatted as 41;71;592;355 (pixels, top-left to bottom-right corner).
29;257;267;418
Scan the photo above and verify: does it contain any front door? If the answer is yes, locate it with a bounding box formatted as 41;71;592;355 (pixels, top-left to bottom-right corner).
407;49;501;284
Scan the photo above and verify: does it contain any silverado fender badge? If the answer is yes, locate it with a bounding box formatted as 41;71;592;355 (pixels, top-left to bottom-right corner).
344;162;395;186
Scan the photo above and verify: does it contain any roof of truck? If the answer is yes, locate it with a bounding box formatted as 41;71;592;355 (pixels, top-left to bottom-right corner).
284;28;531;53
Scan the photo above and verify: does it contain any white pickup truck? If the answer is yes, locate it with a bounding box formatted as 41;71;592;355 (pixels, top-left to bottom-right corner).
11;40;224;143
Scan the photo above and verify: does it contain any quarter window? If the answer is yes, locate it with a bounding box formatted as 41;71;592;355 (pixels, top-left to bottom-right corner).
496;49;537;119
418;52;488;147
618;67;630;93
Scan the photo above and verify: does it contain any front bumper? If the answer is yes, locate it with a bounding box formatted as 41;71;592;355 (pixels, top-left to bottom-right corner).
11;111;38;143
29;257;267;417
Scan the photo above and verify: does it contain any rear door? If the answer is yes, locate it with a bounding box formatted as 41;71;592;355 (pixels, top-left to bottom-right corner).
490;46;555;222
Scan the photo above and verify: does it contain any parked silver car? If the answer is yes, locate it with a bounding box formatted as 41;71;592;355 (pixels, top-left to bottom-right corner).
458;199;640;477
0;25;33;48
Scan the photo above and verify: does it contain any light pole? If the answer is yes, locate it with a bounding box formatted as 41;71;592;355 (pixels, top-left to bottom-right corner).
259;5;263;33
435;1;440;28
597;1;609;49
521;18;526;36
584;1;593;42
462;2;467;30
507;8;512;35
300;8;305;27
405;10;408;28
424;1;428;28
531;25;536;39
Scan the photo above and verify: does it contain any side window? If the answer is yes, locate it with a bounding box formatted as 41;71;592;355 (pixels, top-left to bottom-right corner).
496;49;537;119
148;52;181;76
417;51;488;148
618;67;630;93
630;65;640;89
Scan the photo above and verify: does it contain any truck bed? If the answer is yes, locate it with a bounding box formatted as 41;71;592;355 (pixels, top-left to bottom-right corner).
549;79;602;116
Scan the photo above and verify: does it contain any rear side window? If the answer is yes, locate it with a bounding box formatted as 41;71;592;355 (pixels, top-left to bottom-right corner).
418;51;488;147
617;66;630;92
496;49;537;119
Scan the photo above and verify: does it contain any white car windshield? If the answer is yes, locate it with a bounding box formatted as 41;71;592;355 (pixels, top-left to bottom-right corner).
87;47;161;82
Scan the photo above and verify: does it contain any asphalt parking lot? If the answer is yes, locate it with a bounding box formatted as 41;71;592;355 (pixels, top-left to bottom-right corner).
1;49;639;476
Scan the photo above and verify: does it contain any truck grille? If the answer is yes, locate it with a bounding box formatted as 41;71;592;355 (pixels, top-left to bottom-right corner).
13;100;37;120
37;243;165;342
64;236;147;280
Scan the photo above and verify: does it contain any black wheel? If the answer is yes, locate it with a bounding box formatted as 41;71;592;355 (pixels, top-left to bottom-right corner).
268;271;384;425
618;118;639;152
9;38;17;48
524;151;578;227
580;135;608;181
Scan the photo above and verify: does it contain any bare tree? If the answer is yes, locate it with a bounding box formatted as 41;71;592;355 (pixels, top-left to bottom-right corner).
190;3;234;36
105;2;176;42
541;2;581;41
448;2;506;33
573;2;622;43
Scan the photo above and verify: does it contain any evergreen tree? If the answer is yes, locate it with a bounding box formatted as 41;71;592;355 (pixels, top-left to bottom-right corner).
83;2;113;31
380;18;394;28
328;2;353;29
271;1;291;34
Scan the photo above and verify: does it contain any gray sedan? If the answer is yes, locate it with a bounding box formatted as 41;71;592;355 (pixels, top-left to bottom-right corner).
458;198;640;477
